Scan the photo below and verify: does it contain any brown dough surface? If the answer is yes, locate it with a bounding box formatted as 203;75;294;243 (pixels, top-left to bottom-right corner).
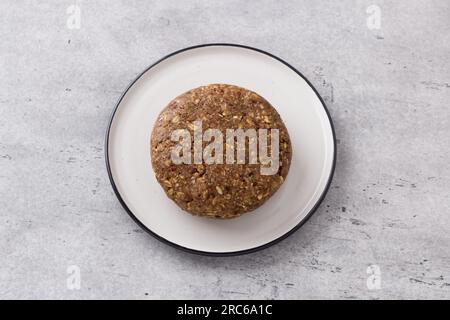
151;84;292;219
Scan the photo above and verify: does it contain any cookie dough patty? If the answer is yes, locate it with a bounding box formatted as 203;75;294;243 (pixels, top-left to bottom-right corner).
151;84;292;219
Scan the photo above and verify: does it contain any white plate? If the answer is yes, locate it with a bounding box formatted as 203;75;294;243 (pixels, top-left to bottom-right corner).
106;44;336;256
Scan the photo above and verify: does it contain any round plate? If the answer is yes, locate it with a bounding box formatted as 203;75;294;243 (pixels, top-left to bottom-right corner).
106;44;336;256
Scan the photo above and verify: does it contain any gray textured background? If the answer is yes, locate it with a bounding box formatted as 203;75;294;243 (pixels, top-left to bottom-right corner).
1;0;449;299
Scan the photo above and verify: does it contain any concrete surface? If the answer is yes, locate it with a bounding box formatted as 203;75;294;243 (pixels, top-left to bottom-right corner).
1;0;449;299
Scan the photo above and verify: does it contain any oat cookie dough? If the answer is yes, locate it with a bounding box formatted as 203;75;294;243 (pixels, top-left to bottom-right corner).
151;84;292;219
